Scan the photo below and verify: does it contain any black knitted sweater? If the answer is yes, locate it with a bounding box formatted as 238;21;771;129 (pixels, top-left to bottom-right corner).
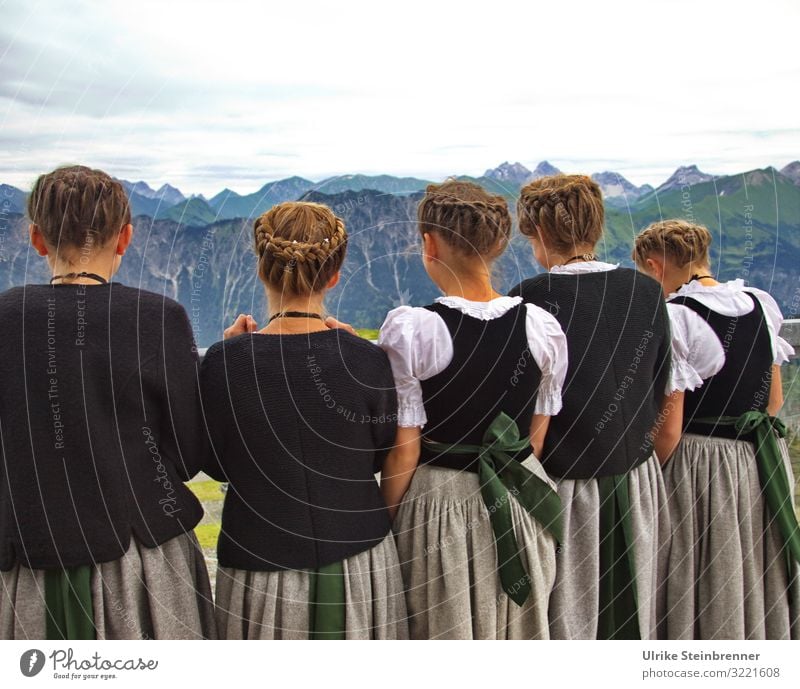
0;283;205;571
200;329;397;571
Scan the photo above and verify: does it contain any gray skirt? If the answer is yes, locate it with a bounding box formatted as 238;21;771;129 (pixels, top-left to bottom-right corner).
548;454;671;640
392;455;558;640
663;433;800;640
214;533;408;639
0;531;217;640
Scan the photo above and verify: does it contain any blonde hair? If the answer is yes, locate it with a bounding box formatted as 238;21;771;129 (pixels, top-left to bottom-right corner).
633;219;712;268
417;180;511;259
517;174;604;253
253;201;347;295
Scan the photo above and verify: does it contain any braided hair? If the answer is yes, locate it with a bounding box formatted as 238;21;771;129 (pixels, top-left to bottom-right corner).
27;165;131;251
417;181;511;259
517;174;604;253
633;219;712;268
253;201;348;295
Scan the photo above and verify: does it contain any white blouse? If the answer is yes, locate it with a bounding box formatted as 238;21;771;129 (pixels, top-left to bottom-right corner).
549;260;619;275
378;295;569;428
665;278;795;394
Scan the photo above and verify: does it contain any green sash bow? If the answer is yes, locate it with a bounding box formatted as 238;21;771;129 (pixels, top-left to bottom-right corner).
694;411;800;573
308;560;345;640
44;566;96;640
422;411;563;607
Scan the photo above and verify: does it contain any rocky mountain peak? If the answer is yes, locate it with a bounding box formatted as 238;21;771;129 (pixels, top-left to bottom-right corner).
483;161;533;185
780;161;800;186
656;165;715;192
531;160;562;179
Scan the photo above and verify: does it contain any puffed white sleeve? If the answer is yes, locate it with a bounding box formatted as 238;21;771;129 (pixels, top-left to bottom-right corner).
378;306;453;428
747;289;795;365
524;303;568;416
665;303;724;393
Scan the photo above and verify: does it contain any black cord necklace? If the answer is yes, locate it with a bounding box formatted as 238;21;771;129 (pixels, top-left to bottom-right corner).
268;311;324;324
50;272;108;285
563;253;596;265
689;274;715;283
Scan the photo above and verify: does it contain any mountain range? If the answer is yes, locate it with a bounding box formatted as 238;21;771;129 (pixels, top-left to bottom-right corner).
1;161;799;347
4;160;797;220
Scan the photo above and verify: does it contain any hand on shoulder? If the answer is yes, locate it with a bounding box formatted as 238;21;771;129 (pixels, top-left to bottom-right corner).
324;315;357;336
224;314;258;339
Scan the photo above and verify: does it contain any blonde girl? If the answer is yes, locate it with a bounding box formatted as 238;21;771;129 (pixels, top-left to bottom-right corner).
0;165;215;640
634;219;799;639
202;201;408;639
511;174;673;640
379;181;568;639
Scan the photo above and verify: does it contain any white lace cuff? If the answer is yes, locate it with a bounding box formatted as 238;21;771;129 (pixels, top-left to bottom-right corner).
534;379;563;416
774;334;795;366
668;358;705;394
397;402;427;428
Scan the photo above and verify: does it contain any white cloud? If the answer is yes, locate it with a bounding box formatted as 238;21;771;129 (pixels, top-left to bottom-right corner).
1;0;798;194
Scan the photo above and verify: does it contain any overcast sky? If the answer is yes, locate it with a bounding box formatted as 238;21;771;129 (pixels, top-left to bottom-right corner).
1;0;798;196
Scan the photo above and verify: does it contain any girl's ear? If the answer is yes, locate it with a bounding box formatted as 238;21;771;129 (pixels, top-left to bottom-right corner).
528;229;551;270
422;232;437;259
29;224;49;256
326;270;340;290
644;256;665;281
116;223;134;255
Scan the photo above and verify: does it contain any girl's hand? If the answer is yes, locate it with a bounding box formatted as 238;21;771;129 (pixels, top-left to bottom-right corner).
324;315;357;336
380;427;421;521
224;314;258;339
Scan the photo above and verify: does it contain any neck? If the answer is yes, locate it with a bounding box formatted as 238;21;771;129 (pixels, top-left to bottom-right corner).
436;268;501;301
670;265;717;293
544;244;597;271
263;289;328;334
49;253;116;284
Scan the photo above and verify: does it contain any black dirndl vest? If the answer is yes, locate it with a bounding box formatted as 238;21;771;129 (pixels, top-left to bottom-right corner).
668;291;773;440
418;301;542;472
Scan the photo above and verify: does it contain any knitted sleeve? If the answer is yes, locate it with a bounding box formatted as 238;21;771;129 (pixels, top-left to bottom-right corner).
157;299;208;481
369;347;399;473
198;342;227;482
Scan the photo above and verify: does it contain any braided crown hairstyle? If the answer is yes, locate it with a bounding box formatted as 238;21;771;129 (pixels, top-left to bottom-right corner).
417;180;511;259
27;165;131;250
517;174;604;253
253;201;347;295
633;219;712;268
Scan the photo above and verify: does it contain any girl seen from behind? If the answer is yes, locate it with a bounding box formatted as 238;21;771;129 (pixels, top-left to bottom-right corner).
202;201;408;640
510;174;672;640
379;181;568;639
0;165;216;640
634;219;799;640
